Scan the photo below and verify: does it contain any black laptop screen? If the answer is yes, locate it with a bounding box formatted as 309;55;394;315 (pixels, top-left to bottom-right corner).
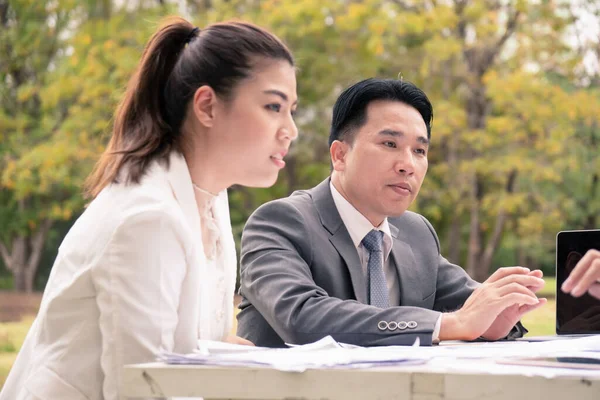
556;230;600;334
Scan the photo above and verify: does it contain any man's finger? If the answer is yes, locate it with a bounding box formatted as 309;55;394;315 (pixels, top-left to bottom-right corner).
524;270;545;292
527;269;544;279
485;266;531;283
518;297;547;315
500;292;540;307
496;282;537;298
525;281;546;293
494;274;545;290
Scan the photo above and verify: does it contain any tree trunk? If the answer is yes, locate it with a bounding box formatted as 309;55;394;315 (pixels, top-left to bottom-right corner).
463;69;488;282
516;245;527;268
583;169;598;229
479;170;518;277
447;214;462;264
466;174;482;280
446;136;462;263
443;59;462;265
12;263;35;292
584;122;598;229
0;219;53;293
13;262;27;292
457;5;521;281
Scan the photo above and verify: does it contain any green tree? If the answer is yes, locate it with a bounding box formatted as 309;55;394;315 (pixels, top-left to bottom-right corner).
3;0;597;292
0;0;171;291
190;0;596;281
0;0;80;292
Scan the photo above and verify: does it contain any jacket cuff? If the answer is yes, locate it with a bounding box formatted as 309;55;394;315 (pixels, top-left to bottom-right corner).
475;321;528;342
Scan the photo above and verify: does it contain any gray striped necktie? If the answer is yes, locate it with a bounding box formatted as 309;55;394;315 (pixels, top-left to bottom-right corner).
361;229;389;308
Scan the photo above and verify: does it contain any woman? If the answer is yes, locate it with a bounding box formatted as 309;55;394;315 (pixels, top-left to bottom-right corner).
1;17;298;400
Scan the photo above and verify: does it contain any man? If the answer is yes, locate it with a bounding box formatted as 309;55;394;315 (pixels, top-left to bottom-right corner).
237;78;546;347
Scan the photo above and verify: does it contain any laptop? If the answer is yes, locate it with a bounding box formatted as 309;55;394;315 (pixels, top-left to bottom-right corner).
518;229;600;341
555;229;600;336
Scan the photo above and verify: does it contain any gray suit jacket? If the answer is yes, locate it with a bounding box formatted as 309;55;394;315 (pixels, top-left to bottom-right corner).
237;178;480;347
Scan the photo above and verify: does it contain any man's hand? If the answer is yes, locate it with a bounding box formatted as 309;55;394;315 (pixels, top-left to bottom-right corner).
562;249;600;299
481;269;546;340
439;267;546;341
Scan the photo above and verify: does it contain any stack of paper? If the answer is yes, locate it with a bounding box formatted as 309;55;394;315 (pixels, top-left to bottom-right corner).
158;335;600;374
422;334;600;360
158;336;429;372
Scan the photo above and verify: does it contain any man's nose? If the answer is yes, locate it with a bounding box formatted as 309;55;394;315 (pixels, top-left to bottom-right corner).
396;149;415;175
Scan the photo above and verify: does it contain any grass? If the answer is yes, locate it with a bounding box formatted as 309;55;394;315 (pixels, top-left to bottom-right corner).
0;353;17;388
0;280;558;390
0;317;32;351
521;299;556;336
0;317;34;388
538;276;556;298
517;276;556;336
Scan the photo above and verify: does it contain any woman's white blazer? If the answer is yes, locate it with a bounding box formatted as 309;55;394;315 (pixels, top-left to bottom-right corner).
0;151;237;400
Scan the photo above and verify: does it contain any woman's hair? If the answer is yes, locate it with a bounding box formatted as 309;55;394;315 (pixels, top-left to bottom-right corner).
84;17;294;198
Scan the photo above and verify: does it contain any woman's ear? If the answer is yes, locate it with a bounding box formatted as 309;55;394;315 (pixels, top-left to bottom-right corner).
330;140;349;172
192;86;217;128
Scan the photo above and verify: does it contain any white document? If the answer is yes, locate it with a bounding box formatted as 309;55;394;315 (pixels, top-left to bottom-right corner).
195;340;271;355
158;335;600;375
425;356;600;379
158;335;429;372
427;335;600;360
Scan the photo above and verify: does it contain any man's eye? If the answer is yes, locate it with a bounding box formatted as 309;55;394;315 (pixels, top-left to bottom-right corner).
415;148;427;155
383;141;396;148
266;104;281;112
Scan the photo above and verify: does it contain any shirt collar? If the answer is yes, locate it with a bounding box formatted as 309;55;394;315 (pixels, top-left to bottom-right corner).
330;181;393;259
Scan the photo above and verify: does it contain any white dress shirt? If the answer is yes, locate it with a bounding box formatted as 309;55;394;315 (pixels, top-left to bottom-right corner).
330;182;400;306
329;182;442;341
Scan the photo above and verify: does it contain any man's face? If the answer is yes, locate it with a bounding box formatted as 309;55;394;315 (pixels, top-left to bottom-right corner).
331;100;429;226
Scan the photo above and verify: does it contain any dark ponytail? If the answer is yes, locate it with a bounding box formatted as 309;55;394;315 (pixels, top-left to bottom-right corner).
85;17;293;198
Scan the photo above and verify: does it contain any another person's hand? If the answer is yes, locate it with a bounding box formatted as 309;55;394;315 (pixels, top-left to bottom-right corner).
561;249;600;299
440;267;546;341
224;334;255;346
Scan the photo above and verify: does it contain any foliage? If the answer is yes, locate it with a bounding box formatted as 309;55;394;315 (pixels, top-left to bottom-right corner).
195;0;600;278
0;0;599;289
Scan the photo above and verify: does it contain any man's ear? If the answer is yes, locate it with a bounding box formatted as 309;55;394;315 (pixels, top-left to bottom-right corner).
192;85;217;128
330;140;349;172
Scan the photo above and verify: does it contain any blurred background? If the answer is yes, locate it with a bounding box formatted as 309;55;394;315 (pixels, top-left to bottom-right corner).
1;0;599;387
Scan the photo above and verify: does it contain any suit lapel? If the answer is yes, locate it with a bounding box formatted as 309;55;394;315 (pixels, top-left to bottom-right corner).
310;179;368;304
329;232;367;304
163;152;204;254
163;151;226;338
389;223;423;305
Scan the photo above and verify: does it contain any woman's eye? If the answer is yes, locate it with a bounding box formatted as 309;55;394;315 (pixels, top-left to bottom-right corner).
266;104;281;112
415;148;427;155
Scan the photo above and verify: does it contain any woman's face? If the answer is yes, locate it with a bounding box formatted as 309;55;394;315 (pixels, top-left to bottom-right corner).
205;59;298;188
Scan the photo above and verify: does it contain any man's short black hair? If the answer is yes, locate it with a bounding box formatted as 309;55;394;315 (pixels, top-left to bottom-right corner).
328;78;433;147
